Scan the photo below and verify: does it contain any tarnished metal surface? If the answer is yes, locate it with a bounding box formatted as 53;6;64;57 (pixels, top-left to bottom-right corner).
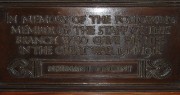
0;0;180;91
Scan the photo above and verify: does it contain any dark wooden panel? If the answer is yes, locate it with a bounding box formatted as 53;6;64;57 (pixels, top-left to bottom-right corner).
1;92;180;95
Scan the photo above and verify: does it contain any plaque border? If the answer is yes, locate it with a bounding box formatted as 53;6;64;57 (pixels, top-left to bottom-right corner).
0;1;180;7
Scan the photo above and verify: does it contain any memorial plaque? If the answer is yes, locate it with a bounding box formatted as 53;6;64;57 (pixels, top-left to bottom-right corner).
0;0;180;91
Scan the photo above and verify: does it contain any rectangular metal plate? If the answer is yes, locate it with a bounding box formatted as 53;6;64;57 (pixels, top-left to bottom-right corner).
0;0;180;91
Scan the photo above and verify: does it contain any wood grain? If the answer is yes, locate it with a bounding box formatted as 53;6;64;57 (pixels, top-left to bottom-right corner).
0;92;180;95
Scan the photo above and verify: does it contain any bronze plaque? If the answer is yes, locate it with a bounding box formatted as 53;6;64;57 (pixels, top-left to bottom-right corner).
0;0;180;91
